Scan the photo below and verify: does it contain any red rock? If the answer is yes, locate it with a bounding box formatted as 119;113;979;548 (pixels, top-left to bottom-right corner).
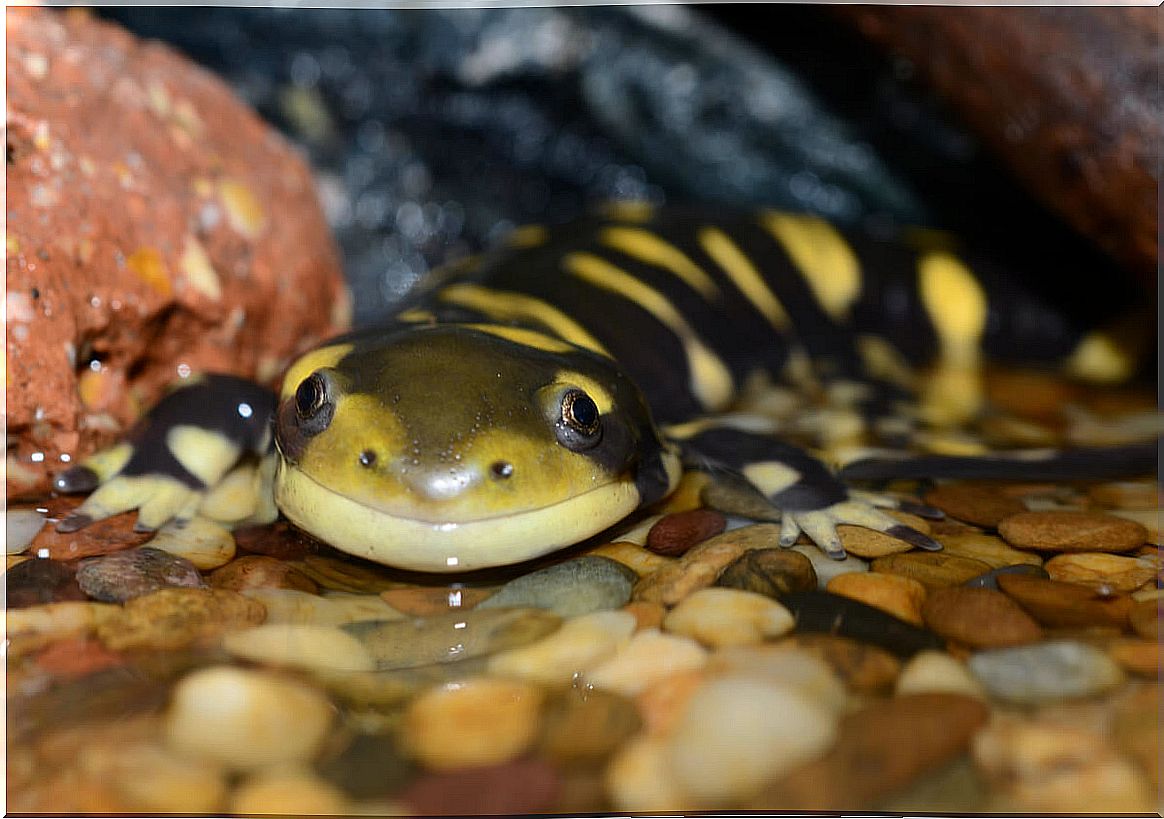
6;8;348;499
28;510;152;561
233;522;320;561
400;759;560;816
921;586;1043;648
208;554;318;594
646;509;728;556
33;637;124;680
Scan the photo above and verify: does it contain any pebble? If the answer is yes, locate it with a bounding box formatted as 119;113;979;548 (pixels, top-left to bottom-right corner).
401;758;560;816
621;600;666;630
663;587;794;647
76;547;205;602
923;483;1026;528
95;588;266;651
755;693;989;810
208;554;319;593
401;677;543;769
584;540;676;576
963;563;1049;590
921;586;1043;649
666;675;839;804
32;636;124;680
871;552;993;589
345;607;561;670
605;735;689;812
6;600;117;657
968;640;1125;704
380;585;495;615
780;633;903;694
5;557;86;608
937;532;1043;569
633;523;783;604
777;591;944;657
222;623;375;671
537;686;642;764
6;508;45;554
296;553;401;594
476;556;636;616
1106;638;1160;676
109;742;228;813
149;516;236;570
700;477;782;521
633;668;708;736
972;714;1155;812
825;572;927;626
586;628;708;696
242;587;404;625
1129;597;1159;639
716;548;817;597
1044;551;1158;592
791;543;869;588
164;666;334;770
895;650;985;699
1108;509;1162;545
488;609;635;685
996;572;1132;629
606;513;665;546
233;520;318;560
838;510;932;558
1087;480;1160;510
708;645;849;714
317;732;415;799
998;510;1147;553
29;500;152;560
229;768;349;815
646;508;727;556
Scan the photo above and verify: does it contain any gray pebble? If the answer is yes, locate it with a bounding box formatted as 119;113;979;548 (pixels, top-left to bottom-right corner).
968;640;1125;705
76;547;206;603
476;556;637;617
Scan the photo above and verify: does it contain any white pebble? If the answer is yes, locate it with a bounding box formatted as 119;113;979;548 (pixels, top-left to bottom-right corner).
150;516;236;570
605;735;690;812
666;675;838;803
242;588;404;626
222;623;375;672
488;609;636;685
710;645;849;714
586;628;708;696
164;666;334;770
897;650;986;699
5;509;45;554
229;767;349;815
663;587;794;647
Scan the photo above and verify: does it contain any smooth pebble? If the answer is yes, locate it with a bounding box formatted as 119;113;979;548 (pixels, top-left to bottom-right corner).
708;644;849;714
477;556;636;616
76;547;205;602
488;609;636;685
5;509;45;554
895;650;985;699
586;628;708;696
222;623;375;671
826;571;927;626
229;768;350;815
242;587;404;626
663;587;794;647
149;516;236;570
968;640;1126;704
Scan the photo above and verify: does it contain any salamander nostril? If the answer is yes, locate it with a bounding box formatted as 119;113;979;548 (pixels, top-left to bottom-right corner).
359;450;377;468
490;460;514;479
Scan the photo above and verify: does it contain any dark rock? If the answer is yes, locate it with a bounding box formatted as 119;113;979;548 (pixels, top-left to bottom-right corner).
477;556;636;617
318;732;416;799
646;509;727;557
76;547;205;603
779;590;944;657
5;558;86;608
717;548;817;598
964;563;1049;590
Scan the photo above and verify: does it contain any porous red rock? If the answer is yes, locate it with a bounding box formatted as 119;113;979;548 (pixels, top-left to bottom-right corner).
6;8;348;498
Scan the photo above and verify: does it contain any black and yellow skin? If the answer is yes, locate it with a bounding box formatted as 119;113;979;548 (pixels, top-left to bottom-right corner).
55;205;1154;572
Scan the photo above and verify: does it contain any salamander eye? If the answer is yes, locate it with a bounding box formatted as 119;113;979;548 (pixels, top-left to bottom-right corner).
557;389;602;450
295;373;328;419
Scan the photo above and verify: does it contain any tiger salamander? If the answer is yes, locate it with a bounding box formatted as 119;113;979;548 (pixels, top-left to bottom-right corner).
54;205;1152;572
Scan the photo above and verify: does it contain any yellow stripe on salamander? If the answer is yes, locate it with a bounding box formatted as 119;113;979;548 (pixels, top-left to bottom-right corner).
438;283;611;357
698;226;791;331
564;251;735;411
599;226;722;301
759;211;862;321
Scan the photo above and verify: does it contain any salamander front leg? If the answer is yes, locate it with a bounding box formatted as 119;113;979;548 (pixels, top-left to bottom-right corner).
53;374;278;532
670;420;943;560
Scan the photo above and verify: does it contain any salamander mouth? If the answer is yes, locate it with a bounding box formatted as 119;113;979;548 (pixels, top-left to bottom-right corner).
274;462;641;572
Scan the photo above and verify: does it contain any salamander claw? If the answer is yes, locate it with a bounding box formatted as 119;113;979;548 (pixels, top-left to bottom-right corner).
53;465;100;495
849;489;944;520
782;497;944;560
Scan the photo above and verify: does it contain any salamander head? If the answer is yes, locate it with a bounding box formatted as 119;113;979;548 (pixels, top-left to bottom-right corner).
273;324;681;572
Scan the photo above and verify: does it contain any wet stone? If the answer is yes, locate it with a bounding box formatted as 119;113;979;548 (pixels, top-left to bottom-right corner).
343;607;561;670
707;644;848;715
233;521;319;560
148;516;236;570
700;476;783;522
998;510;1148;553
209;554;319;593
584;541;676;577
29;508;152;561
477;556;636;617
778;590;944;657
921;586;1043;649
937;533;1044;569
95;587;266;651
968;639;1125;704
380;585;495;615
634;523;784;605
537;686;642;765
488;609;636;686
76;547;205;603
1044;552;1158;593
229;768;349;816
400;758;560;816
825;571;927;626
5;556;86;607
963;563;1049;590
222;623;375;672
586;628;708;697
33;636;125;681
895;650;985;699
996;572;1132;629
791;544;870;588
318;731;416;800
923;483;1026;528
871;552;993;590
754;693;990;811
716;548;817;598
6;508;46;554
245;587;404;626
646;509;727;556
401;677;544;770
779;633;902;694
663;587;794;648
